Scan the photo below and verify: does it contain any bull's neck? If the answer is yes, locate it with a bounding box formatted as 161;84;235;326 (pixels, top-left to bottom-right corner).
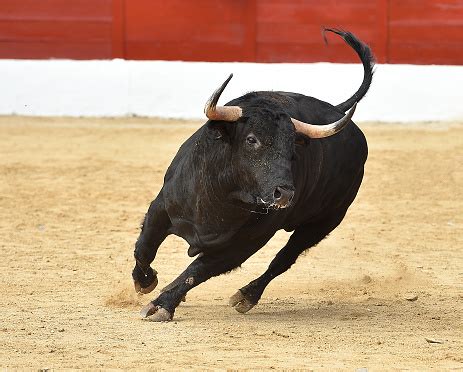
189;130;251;227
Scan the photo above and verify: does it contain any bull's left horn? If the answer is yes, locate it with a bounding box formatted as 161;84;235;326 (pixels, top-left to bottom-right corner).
291;102;357;139
204;74;243;122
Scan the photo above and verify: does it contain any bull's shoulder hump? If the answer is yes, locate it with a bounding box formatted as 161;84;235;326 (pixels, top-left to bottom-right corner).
164;126;205;182
276;92;338;109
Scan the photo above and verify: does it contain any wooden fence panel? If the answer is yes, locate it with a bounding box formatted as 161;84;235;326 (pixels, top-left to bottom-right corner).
124;0;256;61
255;0;387;63
389;0;463;64
0;0;113;59
388;0;463;64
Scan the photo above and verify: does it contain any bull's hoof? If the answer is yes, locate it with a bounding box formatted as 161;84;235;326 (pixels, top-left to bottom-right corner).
229;290;256;313
134;276;158;294
140;302;172;322
133;267;158;294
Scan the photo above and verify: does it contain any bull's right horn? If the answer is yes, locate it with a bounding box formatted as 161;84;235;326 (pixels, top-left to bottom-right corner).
204;74;243;122
291;102;357;139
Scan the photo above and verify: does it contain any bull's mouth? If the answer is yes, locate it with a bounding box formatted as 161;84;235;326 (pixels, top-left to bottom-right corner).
228;191;293;214
256;197;292;211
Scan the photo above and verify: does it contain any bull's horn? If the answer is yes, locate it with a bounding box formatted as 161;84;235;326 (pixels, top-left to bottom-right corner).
291;102;357;138
204;73;243;122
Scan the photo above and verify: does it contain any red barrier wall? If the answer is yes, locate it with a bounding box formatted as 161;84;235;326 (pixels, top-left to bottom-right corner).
0;0;462;64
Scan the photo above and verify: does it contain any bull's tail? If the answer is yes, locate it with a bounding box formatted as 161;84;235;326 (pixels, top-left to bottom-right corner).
323;28;375;113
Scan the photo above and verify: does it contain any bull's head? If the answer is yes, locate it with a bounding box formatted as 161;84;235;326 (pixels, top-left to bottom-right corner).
204;74;356;212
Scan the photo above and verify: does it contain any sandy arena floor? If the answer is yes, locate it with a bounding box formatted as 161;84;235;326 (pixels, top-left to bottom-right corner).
0;116;462;370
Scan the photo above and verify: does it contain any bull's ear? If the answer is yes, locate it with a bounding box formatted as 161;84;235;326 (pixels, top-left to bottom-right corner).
206;121;233;142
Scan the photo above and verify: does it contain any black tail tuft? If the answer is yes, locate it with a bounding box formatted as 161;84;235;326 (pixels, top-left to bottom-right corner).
322;28;375;112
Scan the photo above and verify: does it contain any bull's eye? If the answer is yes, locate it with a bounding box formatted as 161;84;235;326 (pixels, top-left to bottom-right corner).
247;136;257;144
246;134;259;147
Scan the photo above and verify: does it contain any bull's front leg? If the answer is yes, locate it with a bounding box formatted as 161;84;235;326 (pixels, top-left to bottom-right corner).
132;192;171;294
140;246;258;321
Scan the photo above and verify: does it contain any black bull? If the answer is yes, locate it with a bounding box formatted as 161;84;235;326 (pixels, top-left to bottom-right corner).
132;29;375;321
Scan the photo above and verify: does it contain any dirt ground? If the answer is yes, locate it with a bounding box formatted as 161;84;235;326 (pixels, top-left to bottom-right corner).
0;116;462;370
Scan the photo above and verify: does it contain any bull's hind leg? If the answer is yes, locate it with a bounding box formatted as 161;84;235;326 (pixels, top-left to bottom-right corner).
132;193;171;294
230;212;347;313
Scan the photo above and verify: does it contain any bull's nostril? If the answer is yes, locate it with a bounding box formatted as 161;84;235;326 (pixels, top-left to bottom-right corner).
273;186;295;206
